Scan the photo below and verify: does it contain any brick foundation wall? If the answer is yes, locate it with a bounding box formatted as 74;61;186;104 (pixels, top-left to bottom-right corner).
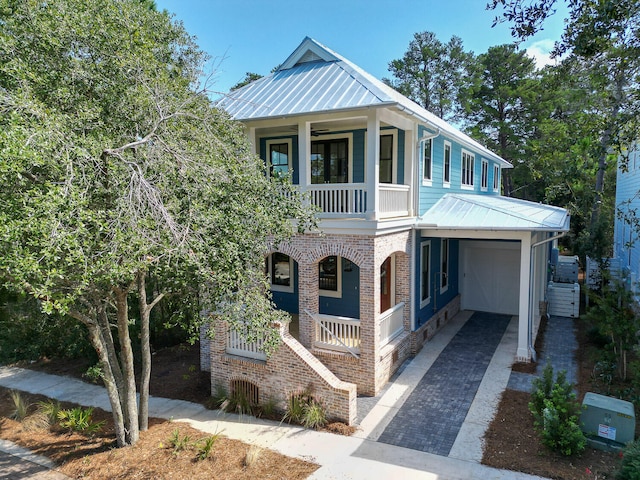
411;295;461;354
210;321;357;425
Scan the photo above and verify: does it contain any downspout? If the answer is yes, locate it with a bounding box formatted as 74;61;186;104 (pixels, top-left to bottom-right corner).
527;231;567;361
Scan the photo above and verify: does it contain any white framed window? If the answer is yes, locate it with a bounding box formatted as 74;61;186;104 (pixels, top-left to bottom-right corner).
379;131;398;184
319;256;342;298
443;141;451;187
266;139;292;177
266;253;294;293
420;241;431;308
493;164;500;192
311;133;353;184
440;239;449;294
481;159;489;191
461;150;474;189
380;254;396;312
422;138;432;185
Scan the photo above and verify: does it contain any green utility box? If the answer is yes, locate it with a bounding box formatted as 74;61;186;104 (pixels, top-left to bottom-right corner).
580;392;636;451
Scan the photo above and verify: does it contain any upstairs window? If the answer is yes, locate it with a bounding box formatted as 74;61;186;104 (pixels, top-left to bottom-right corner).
422;138;432;184
311;138;348;184
493;165;500;192
443;142;451;186
266;140;291;177
461;151;474;188
481;159;489;190
380;134;394;184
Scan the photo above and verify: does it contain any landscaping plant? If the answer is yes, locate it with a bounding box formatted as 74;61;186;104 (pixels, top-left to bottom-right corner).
168;428;193;454
529;363;586;456
57;407;105;434
195;433;223;461
617;439;640;480
9;390;29;421
283;389;328;429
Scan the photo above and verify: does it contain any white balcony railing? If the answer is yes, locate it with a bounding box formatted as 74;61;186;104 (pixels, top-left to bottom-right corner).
307;184;367;216
226;328;267;361
305;309;360;357
379;302;405;346
379;184;410;218
304;183;410;219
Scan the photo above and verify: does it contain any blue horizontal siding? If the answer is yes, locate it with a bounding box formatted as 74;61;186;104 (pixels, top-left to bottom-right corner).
418;126;501;215
414;237;460;329
319;263;360;318
615;156;640;275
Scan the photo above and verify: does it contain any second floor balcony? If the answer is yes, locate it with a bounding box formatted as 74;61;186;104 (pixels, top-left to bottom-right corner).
305;182;410;219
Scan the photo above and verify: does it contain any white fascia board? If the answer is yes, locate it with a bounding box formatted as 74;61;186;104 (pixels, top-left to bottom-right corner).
417;228;531;241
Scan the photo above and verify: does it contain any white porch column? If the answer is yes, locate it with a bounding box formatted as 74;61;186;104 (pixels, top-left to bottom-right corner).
517;233;532;361
366;110;380;220
298;121;311;189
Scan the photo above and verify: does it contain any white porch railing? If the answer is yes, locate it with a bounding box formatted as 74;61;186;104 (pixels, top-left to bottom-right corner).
379;184;410;218
379;302;405;346
226;328;267;361
307;184;367;216
305;309;360;357
303;183;410;218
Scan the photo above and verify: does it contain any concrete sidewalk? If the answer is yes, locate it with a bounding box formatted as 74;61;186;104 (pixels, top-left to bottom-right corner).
0;311;548;480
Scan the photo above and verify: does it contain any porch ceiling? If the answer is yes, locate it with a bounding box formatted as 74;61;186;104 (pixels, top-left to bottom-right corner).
417;194;570;233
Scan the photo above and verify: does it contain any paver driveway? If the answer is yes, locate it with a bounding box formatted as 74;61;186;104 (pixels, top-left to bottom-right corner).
377;311;511;455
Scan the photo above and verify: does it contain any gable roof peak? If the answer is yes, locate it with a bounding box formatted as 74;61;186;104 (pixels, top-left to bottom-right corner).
279;37;340;70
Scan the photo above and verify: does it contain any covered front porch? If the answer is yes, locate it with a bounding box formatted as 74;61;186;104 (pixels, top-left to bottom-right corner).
248;108;419;222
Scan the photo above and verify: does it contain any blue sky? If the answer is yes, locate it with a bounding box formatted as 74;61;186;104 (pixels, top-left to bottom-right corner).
156;0;568;95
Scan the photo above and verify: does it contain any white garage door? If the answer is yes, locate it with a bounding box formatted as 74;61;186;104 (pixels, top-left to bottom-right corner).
461;241;520;315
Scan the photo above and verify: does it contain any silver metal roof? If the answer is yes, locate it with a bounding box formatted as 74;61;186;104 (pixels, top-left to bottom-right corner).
216;37;511;168
417;194;570;232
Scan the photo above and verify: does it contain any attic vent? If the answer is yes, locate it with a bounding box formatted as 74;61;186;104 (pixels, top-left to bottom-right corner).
296;49;323;65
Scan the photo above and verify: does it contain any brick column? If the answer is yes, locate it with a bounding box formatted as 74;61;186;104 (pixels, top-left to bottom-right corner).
297;260;318;349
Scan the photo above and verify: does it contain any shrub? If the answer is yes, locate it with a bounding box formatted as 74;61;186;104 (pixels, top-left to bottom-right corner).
37;400;61;424
283;389;327;429
195;432;223;461
205;384;228;410
83;364;104;384
283;391;307;425
22;400;60;431
244;445;262;467
223;388;254;416
0;291;94;364
57;407;105;434
9;390;29;421
617;439;640;480
168;428;192;453
302;400;327;429
259;395;280;419
529;363;586;456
